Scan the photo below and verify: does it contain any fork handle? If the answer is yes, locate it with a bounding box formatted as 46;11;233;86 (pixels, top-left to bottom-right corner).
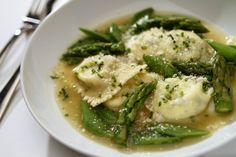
0;28;24;65
0;66;20;123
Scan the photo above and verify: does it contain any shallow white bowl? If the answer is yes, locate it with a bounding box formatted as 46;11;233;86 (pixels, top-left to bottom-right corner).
21;0;236;157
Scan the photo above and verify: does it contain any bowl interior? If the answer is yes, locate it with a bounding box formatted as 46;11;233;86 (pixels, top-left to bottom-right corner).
21;0;236;157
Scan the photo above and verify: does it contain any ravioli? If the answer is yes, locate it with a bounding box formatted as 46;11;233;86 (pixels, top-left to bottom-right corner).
73;54;146;106
148;75;213;121
125;28;215;63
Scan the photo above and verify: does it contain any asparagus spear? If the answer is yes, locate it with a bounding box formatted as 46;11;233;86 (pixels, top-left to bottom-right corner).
208;40;236;64
61;42;125;64
118;81;157;124
108;23;122;42
130;123;208;145
129;16;209;34
131;7;154;24
212;54;233;112
144;123;209;137
114;82;156;144
80;27;111;42
172;60;213;77
143;55;178;78
130;131;181;145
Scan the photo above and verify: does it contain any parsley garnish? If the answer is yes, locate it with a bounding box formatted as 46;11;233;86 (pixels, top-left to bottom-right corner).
58;87;69;100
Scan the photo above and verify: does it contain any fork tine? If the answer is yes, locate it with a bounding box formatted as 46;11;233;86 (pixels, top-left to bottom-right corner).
27;0;40;18
29;0;51;20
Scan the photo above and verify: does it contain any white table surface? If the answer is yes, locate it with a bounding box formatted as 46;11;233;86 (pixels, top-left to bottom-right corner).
0;0;236;157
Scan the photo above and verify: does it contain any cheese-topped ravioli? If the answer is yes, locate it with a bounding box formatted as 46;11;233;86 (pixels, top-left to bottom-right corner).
148;75;213;121
125;28;214;63
73;54;146;107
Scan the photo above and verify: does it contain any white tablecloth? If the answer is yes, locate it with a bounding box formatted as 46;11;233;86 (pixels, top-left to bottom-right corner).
0;0;235;157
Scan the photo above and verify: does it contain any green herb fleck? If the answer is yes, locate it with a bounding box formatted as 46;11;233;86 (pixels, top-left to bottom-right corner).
168;34;176;43
50;75;59;79
180;91;184;97
112;75;117;83
58;88;69;100
97;73;103;78
97;61;104;71
80;65;88;72
165;93;172;100
165;84;170;90
141;45;147;50
183;40;190;48
91;69;96;74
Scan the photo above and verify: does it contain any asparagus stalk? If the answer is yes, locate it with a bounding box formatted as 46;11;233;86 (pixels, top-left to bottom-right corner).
114;82;156;144
131;7;154;24
212;54;233;112
208;40;236;64
144;123;209;137
130;123;208;145
143;55;178;78
118;82;157;124
80;27;111;42
130;132;181;145
130;16;209;34
172;60;213;77
108;23;122;42
61;42;125;64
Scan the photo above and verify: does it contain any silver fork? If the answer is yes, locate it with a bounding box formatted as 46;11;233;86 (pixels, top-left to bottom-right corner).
0;0;56;123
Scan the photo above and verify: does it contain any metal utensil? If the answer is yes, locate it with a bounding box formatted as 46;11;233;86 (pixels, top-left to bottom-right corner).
0;0;56;123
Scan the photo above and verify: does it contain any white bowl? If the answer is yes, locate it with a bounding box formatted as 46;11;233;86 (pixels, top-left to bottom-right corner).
21;0;236;157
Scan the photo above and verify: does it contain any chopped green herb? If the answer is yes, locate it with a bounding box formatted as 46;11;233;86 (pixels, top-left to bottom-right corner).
97;61;104;71
162;97;168;103
58;88;69;100
127;48;131;52
98;94;102;98
141;45;147;50
64;113;69;117
50;75;59;79
183;40;190;48
112;83;116;88
91;69;96;74
80;65;88;72
97;73;104;78
168;34;176;43
169;85;179;94
165;84;170;90
112;75;117;83
165;93;172;100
